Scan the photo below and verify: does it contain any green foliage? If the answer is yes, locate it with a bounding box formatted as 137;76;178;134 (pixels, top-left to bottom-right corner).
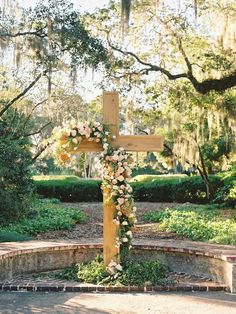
0;120;34;224
144;206;236;244
132;175;222;203
120;259;168;286
56;256;168;286
0;231;33;242
34;174;223;203
213;171;236;206
1;199;86;236
34;176;102;202
131;166;160;177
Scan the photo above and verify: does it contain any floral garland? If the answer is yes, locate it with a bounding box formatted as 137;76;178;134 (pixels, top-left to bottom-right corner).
53;120;137;266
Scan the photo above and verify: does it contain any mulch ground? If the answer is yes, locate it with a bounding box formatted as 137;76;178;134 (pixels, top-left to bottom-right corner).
36;202;188;241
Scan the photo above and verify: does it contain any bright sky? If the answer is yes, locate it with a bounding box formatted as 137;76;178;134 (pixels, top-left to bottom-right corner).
16;0;111;101
18;0;110;12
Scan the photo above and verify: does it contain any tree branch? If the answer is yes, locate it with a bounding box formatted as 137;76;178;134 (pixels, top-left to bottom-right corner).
0;29;46;39
22;99;48;131
108;37;188;81
31;142;50;163
12;121;52;140
0;70;47;117
108;38;236;94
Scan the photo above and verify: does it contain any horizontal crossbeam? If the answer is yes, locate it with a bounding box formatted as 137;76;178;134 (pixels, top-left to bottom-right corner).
76;135;163;152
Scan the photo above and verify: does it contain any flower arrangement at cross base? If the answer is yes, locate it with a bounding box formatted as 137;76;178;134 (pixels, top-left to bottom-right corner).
52;120;137;275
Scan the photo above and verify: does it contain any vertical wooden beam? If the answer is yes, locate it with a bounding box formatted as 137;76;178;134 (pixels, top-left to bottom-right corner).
103;91;119;138
103;91;120;265
103;188;119;266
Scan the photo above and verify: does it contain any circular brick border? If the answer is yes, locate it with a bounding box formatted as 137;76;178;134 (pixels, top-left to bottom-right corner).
0;239;235;293
0;283;228;293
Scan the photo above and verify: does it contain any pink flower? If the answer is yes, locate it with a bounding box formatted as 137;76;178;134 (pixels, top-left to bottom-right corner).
117;198;125;205
117;175;124;182
117;167;125;173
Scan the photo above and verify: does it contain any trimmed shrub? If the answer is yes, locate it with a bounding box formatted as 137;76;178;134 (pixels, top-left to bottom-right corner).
34;178;102;202
34;175;222;203
132;175;222;203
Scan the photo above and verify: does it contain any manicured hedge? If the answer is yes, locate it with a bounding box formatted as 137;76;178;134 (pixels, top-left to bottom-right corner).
132;175;222;203
34;178;102;202
34;175;223;203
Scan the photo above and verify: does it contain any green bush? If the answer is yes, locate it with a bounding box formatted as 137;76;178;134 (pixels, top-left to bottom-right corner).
0;121;34;224
0;231;33;242
34;175;223;203
34;177;102;202
56;256;169;286
1;199;86;236
144;206;236;244
132;175;222;203
213;171;236;206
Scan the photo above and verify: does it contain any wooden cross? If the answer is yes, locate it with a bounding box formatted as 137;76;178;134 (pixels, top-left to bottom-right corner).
78;91;164;265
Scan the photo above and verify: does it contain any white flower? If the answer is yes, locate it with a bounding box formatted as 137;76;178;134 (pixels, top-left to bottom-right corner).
122;237;128;242
116;264;123;271
72;138;78;144
108;260;117;267
133;207;137;212
113;219;120;225
71;130;77;137
122;221;128;226
126;231;132;237
118;211;122;216
112;179;117;185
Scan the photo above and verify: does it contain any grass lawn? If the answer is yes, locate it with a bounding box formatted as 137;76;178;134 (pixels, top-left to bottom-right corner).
130;174;187;183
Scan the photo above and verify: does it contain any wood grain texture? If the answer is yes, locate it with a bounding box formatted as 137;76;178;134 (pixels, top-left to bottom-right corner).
114;135;164;152
103;189;119;265
75;139;103;152
103;91;119;137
